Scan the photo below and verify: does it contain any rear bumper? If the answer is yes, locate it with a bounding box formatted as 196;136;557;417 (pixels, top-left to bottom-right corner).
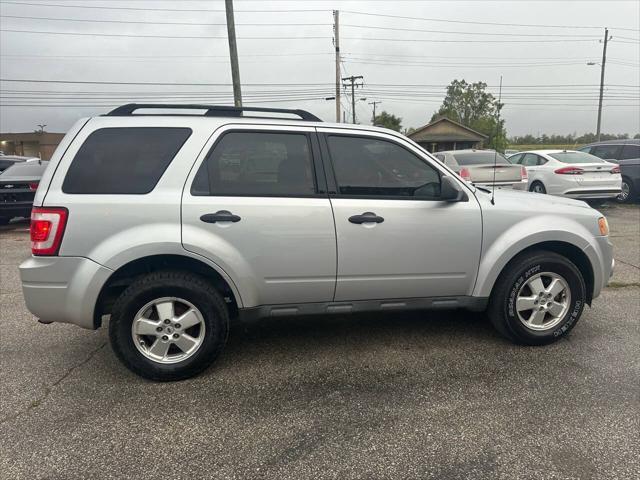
0;201;32;218
475;180;528;191
19;256;113;329
563;189;621;200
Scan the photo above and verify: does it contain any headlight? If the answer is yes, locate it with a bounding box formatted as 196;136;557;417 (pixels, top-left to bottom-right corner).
598;217;609;236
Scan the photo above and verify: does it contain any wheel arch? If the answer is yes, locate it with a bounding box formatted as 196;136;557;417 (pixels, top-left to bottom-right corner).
479;240;595;306
94;254;243;329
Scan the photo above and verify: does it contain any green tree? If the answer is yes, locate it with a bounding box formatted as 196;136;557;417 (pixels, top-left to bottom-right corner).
634;133;640;139
431;79;506;151
374;111;402;132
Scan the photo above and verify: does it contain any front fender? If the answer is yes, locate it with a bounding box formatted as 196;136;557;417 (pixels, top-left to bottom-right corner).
473;215;600;298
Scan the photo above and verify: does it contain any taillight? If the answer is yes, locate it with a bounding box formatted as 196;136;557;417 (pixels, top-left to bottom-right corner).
520;165;528;181
610;165;621;174
29;182;39;191
554;166;584;175
459;167;471;182
30;207;68;256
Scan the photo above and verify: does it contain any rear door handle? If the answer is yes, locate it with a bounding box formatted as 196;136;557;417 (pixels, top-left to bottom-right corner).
348;212;384;224
200;210;241;223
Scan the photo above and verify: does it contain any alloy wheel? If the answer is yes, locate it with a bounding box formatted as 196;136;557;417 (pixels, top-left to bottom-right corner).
131;297;206;364
515;272;571;331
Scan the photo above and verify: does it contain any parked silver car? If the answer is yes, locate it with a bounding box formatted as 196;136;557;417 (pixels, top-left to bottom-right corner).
20;104;614;380
434;149;528;190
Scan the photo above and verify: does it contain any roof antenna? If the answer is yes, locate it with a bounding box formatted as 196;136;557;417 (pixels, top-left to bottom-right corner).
490;75;503;206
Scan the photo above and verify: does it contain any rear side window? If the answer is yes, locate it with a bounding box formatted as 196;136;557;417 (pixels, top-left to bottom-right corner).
62;127;192;194
620;144;640;160
591;144;621;160
191;131;316;196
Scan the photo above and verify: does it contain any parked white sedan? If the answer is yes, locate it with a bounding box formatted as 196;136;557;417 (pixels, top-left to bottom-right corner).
508;150;622;203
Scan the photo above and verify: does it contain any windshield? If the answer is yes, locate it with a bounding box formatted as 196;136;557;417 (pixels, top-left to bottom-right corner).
0;161;49;177
451;151;510;166
548;152;605;164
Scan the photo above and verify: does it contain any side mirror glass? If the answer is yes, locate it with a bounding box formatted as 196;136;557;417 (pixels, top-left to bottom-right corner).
440;175;468;202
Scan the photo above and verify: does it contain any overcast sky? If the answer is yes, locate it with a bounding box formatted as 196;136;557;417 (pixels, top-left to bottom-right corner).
0;0;638;137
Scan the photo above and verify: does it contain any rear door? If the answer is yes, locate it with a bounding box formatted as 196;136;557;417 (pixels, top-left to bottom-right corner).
319;129;482;302
181;125;336;307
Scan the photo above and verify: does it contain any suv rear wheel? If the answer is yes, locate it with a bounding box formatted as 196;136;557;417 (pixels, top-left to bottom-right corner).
109;270;229;381
488;251;586;345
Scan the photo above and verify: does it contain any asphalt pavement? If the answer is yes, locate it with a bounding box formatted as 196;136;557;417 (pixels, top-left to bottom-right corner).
0;203;638;479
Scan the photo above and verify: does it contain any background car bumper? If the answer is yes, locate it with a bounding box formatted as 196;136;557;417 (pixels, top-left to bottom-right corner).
563;189;622;200
19;256;113;329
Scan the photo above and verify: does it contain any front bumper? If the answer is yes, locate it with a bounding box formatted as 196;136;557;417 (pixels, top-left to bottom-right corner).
0;201;33;219
19;256;113;329
584;235;614;300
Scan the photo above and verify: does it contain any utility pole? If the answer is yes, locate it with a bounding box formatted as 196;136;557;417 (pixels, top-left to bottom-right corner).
368;101;381;124
333;10;341;122
596;27;610;142
225;0;242;107
342;75;363;124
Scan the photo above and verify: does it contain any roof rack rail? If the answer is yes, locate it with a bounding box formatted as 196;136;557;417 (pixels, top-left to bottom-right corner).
105;103;322;122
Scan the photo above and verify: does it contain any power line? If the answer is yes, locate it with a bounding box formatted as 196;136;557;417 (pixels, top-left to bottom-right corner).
341;9;638;31
0;28;330;39
0;1;329;13
341;37;599;44
0;14;331;27
341;23;600;38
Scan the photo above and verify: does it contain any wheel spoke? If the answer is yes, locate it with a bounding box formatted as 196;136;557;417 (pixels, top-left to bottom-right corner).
176;309;201;329
528;277;545;296
155;301;174;321
174;333;198;353
528;309;547;326
548;301;565;317
547;278;565;298
134;318;161;336
148;339;171;359
516;296;538;312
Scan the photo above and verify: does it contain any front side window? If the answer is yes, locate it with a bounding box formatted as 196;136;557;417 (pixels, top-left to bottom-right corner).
62;127;192;194
508;153;523;164
191;131;316;196
327;135;441;198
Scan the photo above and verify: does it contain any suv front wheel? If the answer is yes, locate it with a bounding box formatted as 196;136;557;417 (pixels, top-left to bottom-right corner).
109;270;229;381
488;251;586;345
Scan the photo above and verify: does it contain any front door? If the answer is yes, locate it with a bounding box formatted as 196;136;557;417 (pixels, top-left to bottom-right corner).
182;125;336;307
319;129;482;301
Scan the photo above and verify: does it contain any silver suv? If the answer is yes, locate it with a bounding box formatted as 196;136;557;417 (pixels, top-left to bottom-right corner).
19;104;614;381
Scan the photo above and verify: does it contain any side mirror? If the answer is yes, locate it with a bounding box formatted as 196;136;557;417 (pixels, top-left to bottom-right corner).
440;175;468;202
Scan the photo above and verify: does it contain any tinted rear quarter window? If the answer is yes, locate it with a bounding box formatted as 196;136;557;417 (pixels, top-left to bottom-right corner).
62;127;192;194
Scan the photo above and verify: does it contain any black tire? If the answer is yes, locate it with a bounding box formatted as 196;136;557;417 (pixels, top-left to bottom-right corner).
616;177;635;203
109;270;229;381
0;216;11;225
529;181;546;194
488;250;586;345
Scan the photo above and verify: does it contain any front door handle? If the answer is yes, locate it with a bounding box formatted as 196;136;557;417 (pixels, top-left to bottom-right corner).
348;212;384;224
200;210;241;223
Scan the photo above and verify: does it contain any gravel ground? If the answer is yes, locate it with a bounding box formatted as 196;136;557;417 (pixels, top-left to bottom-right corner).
0;203;638;480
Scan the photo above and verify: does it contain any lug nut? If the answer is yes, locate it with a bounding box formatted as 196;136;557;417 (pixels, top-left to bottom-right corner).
175;323;181;329
173;333;179;339
156;326;163;332
161;335;168;341
164;319;171;324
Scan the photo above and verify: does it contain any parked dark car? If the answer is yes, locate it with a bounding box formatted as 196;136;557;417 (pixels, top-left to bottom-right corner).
0;160;49;224
579;139;640;203
0;155;35;174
